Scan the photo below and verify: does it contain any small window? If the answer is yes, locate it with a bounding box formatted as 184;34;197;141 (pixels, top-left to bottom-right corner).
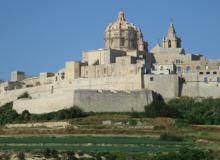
205;65;209;70
150;77;154;81
176;59;181;64
218;66;220;70
61;73;65;79
204;77;208;83
206;72;210;75
199;72;203;75
213;72;217;75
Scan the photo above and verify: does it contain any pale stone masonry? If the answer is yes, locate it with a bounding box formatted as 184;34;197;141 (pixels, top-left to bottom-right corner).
0;11;220;113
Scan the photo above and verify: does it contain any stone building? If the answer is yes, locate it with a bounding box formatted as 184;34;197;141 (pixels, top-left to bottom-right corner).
0;11;220;113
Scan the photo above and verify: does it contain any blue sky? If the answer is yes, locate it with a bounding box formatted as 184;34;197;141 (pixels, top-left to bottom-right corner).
0;0;220;80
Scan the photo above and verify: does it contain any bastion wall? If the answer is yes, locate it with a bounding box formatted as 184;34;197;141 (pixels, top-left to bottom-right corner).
74;89;153;112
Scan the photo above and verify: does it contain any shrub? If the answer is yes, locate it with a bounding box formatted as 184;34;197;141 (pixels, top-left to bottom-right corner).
151;148;214;160
17;92;31;99
128;119;137;126
144;101;181;118
153;125;166;130
168;97;220;125
42;149;59;158
0;102;19;125
174;119;189;128
0;103;86;124
55;106;86;120
159;133;183;142
20;110;31;122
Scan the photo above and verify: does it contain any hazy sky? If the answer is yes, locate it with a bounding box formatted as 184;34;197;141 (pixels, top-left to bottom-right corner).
0;0;220;80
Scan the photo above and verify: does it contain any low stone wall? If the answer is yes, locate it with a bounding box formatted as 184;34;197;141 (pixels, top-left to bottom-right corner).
74;89;153;112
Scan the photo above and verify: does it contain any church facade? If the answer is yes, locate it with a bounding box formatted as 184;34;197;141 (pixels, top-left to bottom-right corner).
0;11;220;113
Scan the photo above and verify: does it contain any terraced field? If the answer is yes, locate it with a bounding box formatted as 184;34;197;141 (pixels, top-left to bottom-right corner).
0;136;193;153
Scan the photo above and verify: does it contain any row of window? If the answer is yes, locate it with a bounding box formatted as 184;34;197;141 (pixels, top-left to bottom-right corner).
200;71;218;75
204;77;220;83
177;66;220;73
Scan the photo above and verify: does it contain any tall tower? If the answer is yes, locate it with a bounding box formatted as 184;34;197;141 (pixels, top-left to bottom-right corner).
163;23;181;48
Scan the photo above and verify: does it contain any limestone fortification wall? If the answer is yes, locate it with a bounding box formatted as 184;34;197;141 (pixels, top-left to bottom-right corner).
0;74;150;114
143;74;179;100
181;82;220;98
73;74;142;91
74;89;153;112
0;83;74;114
13;88;153;114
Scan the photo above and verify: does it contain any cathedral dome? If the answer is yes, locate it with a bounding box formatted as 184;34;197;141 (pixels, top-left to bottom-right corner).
104;11;148;52
105;11;138;31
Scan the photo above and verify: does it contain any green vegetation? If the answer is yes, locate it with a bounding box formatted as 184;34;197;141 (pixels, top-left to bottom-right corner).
144;101;181;118
0;135;192;154
168;97;220;125
151;147;214;160
0;102;86;125
17;92;31;99
0;102;18;125
159;133;184;142
144;97;220;125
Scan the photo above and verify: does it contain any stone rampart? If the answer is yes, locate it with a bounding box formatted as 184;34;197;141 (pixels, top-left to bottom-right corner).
74;89;153;112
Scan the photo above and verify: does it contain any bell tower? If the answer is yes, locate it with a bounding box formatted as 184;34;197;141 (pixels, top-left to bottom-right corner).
163;23;181;48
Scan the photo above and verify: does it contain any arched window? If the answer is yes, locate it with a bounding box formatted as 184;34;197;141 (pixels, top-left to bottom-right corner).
186;66;191;73
168;40;171;48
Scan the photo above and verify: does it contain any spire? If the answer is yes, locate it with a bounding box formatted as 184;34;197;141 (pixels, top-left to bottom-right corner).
167;23;176;38
163;22;181;48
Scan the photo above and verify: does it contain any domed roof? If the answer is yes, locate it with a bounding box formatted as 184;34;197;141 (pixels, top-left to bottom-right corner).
104;11;148;52
105;11;139;31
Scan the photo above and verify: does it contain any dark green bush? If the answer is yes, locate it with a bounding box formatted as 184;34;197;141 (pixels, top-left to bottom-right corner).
153;125;166;130
144;101;181;118
151;147;214;160
168;97;220;125
128;119;137;126
0;102;19;125
0;103;86;124
17;92;31;99
174;119;189;128
159;133;183;142
32;106;86;121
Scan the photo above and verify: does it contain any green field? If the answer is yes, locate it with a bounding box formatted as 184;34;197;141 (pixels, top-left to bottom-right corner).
0;136;193;153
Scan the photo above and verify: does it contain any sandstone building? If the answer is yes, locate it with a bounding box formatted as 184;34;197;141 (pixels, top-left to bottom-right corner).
0;11;220;113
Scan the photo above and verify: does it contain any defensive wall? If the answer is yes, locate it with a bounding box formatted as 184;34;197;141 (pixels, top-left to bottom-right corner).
74;89;153;112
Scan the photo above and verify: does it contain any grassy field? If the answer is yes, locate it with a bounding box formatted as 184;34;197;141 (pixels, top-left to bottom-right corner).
0;136;192;153
0;114;219;156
